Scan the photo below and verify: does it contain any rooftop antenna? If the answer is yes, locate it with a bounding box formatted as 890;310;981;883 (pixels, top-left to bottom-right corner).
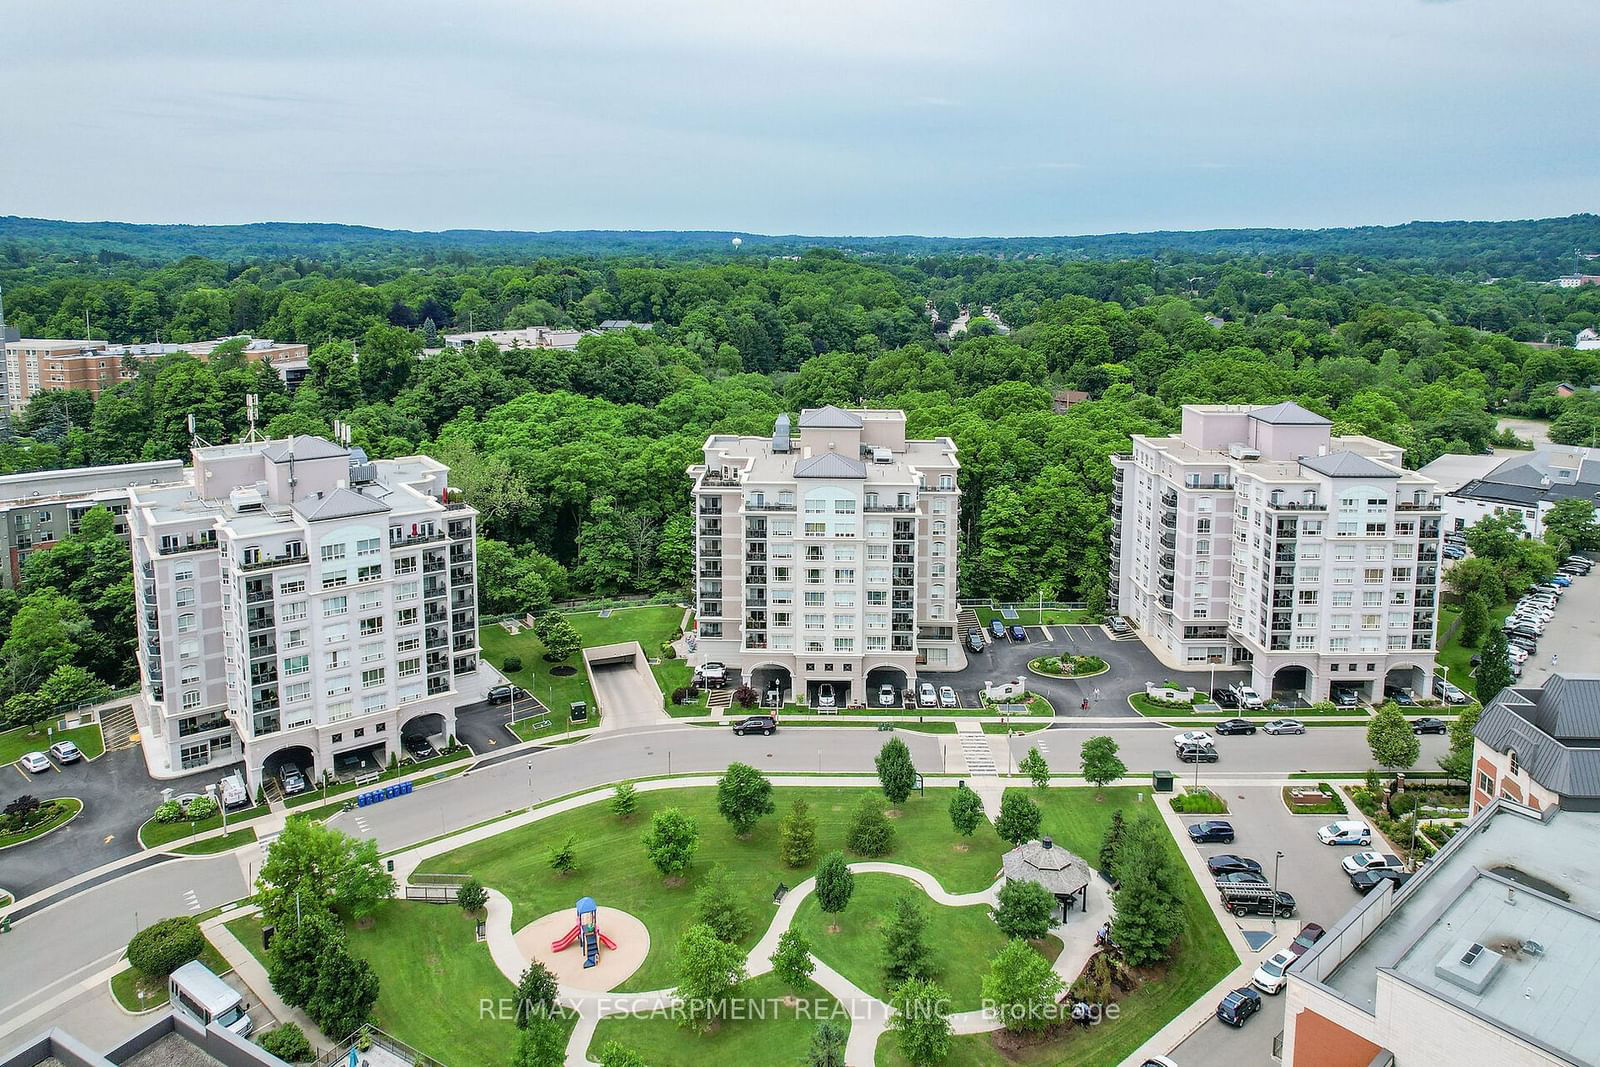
240;393;264;443
187;413;211;449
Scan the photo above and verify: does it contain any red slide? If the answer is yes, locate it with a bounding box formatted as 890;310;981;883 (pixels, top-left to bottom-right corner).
599;932;618;951
551;924;581;951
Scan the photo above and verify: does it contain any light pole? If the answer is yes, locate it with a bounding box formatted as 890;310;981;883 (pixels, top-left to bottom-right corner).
1271;850;1285;928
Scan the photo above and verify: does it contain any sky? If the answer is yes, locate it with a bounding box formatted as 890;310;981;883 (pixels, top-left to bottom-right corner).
3;0;1597;237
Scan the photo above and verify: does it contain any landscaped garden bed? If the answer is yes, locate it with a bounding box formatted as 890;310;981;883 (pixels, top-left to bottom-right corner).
110;935;232;1013
1028;654;1108;679
1282;783;1347;816
1168;788;1228;815
0;795;82;849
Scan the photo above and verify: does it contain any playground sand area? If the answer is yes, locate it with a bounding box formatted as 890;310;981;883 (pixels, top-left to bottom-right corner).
516;906;651;991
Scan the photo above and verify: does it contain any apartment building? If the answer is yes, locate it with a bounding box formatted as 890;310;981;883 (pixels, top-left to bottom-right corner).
1471;674;1600;816
2;336;309;415
687;406;962;708
1431;445;1600;539
1284;798;1600;1067
0;459;184;588
1110;403;1443;703
127;435;480;788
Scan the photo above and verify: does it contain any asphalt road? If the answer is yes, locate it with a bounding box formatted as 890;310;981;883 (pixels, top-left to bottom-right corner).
1505;564;1598;690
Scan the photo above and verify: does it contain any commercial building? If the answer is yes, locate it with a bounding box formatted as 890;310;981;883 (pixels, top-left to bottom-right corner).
0;459;185;588
687;406;963;707
1110;403;1443;703
1284;798;1600;1067
433;325;587;352
127;435;480;788
1471;674;1600;816
2;1010;290;1067
2;337;309;415
1435;445;1600;539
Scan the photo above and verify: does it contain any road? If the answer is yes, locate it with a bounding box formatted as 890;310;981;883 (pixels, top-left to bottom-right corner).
1506;563;1598;690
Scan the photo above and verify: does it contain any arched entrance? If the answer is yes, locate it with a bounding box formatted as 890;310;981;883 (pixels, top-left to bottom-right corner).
261;744;316;797
401;711;447;761
747;664;792;708
1270;665;1313;706
865;665;911;708
1384;664;1429;703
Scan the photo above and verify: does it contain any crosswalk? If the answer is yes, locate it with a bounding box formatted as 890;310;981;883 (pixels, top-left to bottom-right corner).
182;889;201;912
957;727;998;775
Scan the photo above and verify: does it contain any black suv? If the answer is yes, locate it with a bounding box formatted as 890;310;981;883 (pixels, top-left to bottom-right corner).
1215;718;1257;735
1177;742;1220;763
1216;987;1262;1027
487;684;514;705
1187;820;1235;843
1410;716;1448;735
1211;688;1241;709
1222;890;1297;918
966;629;985;653
731;715;777;736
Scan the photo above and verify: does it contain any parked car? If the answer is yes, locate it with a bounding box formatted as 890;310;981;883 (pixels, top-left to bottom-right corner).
1108;615;1134;634
990;619;1006;640
1215;987;1263;1027
877;684;896;707
48;740;82;764
19;751;51;773
731;715;777;736
1221;889;1297;918
815;683;837;710
1442;544;1466;560
1383;686;1417;706
1206;854;1264;877
1548;574;1572;587
1432;678;1471;705
1331;686;1360;708
918;681;938;707
1215;718;1257;735
1216;870;1269;887
966;629;985;653
1229;683;1265;710
1187;820;1235;843
1341;851;1406;875
1009;624;1027;642
1178;743;1220;764
1411;716;1448;735
1317;821;1372;845
278;764;308;796
698;661;729;688
403;734;436;761
1174;730;1215;747
1350;868;1412;895
1211;688;1241;709
1252;948;1298;995
487;684;514;705
939;685;959;709
1263;718;1306;735
1288;923;1327;958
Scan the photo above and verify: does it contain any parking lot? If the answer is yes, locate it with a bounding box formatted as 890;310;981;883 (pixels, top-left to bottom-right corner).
1172;784;1390;1066
1505;557;1598;690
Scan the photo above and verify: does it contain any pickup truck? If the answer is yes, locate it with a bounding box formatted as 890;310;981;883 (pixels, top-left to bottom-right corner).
1340;851;1405;876
1229;683;1265;710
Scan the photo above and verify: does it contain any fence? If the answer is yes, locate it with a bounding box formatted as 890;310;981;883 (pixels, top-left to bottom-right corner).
484;591;688;626
315;1025;446;1067
404;885;460;904
956;598;1089;612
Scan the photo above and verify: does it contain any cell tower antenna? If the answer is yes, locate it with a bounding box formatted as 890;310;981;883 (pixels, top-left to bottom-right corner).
240;393;265;443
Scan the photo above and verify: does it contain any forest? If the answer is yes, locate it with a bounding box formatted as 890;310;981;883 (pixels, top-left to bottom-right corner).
4;228;1600;643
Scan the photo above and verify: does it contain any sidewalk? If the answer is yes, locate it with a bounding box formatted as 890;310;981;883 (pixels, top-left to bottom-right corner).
202;906;329;1047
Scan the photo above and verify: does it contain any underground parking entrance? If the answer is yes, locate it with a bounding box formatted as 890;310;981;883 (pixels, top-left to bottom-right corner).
747;664;792;709
1384;663;1431;702
805;678;851;711
1270;664;1313;706
864;665;911;709
260;744;316;797
331;738;389;782
401;711;447;761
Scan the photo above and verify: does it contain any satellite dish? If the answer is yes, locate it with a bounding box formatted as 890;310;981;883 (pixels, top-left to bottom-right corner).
731;237;743;248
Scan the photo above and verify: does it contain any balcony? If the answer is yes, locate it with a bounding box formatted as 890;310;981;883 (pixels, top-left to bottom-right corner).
699;601;723;619
699;521;723;538
250;665;278;687
746;501;796;512
701;469;741;488
1158;575;1174;591
1160;512;1177;529
248;637;276;660
1159;552;1175;570
452;634;474;653
158;535;218;556
1160;531;1177;550
448;520;473;540
427;677;451;696
744;548;764;562
1159;594;1174;610
1271;500;1326;512
452;609;476;631
698;501;723;516
246;610;275;632
239;550;308;572
1397;499;1442;512
246;588;274;604
390;528;444;548
1110;540;1122;559
423;578;448;599
1418;547;1439;562
1160;489;1178;507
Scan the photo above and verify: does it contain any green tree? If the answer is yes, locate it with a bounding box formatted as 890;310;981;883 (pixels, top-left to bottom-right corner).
883;893;933;987
1466;511;1524;563
546;833;578;875
594;1041;648;1067
1110;817;1184;966
875;737;917;805
948;784;984;837
716;761;775;836
266;909;340;1008
127;916;204;978
514;960;560;1026
674;923;747;1033
779;797;818;868
257;1023;313;1064
1475;629;1515;705
540;617;581;662
1368;701;1421;772
306;940;380;1038
1098;809;1126;873
770;927;814;987
693;865;752;944
611;782;638;819
1440;703;1484;781
1459;592;1490;647
982;940;1064;1034
806;1020;848;1067
995;791;1042;846
993;878;1056;941
888;978;952;1067
1079;735;1126;796
255;818;395;927
846;794;895;857
642;808;699;877
1019;746;1050;789
1542;497;1600;553
456;877;488;915
814;852;854;925
512;1013;566;1067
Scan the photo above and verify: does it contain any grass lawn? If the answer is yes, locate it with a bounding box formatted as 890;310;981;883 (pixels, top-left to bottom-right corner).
418;785;1007;993
590;973;845;1067
794;872;1054;1011
480;604;688;730
0;719;105;764
973;606;1094;628
1127;693;1362;719
110;939;232;1013
0;796;82;849
1435;599;1513;695
171;828;258;855
509;714;601;743
140;804;270;849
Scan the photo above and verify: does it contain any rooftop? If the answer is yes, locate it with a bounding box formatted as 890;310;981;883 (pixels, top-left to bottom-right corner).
1001;837;1092;896
1298;450;1402;479
1451;445;1600;507
797;405;864;429
1475;675;1600;800
1248;401;1331;426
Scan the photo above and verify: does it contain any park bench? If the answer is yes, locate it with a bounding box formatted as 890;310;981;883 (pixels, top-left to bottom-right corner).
354;771;382;787
772;882;790;905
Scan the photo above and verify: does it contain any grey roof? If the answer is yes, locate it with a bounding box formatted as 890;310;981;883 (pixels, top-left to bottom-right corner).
797;405;864;429
1475;675;1600;800
293;487;391;522
1299;450;1399;479
1452;447;1600;508
1248;401;1330;426
793;453;867;479
1001;838;1092;896
261;435;350;464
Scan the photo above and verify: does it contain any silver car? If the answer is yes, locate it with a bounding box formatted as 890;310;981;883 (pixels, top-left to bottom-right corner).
48;740;83;763
1263;718;1305;735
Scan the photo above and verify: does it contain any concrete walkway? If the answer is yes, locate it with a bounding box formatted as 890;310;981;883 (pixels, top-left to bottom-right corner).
201;906;330;1047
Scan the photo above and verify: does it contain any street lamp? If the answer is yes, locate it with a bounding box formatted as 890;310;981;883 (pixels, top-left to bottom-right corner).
1271;850;1285;928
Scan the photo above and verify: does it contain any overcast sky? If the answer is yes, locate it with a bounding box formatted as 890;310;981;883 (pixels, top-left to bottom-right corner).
3;0;1596;237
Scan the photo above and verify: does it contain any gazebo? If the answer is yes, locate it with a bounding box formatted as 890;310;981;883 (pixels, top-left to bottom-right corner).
1001;836;1092;922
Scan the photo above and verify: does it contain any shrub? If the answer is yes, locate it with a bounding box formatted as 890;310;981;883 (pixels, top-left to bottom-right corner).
153;800;184;824
661;642;677;660
502;655;523;673
993;879;1055;941
732;684;759;709
642;808;699;876
127;916;204;978
671;686;688;705
846;795;895;857
456;877;488;914
183;795;218;821
547;833;578;875
693;865;753;944
258;1023;313;1063
611;782;638;818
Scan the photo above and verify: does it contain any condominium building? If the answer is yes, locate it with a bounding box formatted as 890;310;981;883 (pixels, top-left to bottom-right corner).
687;407;962;708
126;435;480;787
1110;403;1443;703
1430;445;1600;540
0;459;184;588
2;336;310;415
1284;798;1600;1067
1471;674;1600;816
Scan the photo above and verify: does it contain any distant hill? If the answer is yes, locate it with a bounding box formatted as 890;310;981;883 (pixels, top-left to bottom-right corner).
3;213;1597;277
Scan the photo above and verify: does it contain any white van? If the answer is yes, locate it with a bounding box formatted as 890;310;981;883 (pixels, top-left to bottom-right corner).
1316;821;1372;846
169;960;253;1037
218;772;248;809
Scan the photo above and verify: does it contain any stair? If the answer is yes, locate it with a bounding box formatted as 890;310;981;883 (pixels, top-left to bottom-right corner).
957;606;982;641
706;687;733;713
956;724;998;776
98;704;140;751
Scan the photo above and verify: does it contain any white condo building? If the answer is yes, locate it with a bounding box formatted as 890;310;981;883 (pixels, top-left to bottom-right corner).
688;407;963;708
1110;403;1444;703
127;435;481;790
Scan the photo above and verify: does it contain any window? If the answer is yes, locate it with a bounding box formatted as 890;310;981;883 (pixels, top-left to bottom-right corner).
1478;769;1494;795
397;607;419;628
174;566;194;582
357;537;381;557
358;588;383;610
280;601;307;623
399;656;422;678
177;612;197;633
833;637;854;652
320;543;346;561
175;587;195;607
325;648;347;671
321;570;348;589
280;578;306;595
323;595;348;618
324;623;348;645
361;641;385;664
833;568;855;582
284;680;311;704
359;616;384;637
181;664;201;685
398;636;421;654
804;591;825;606
357;564;382;584
832;614;855;629
1509;750;1520;776
284;655;310;676
182;690;202;709
326;677;352;697
394;556;417;575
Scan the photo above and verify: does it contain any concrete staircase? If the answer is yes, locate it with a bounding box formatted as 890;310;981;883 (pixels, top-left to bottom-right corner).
956;722;998;775
705;687;733;713
957;605;982;641
97;704;140;751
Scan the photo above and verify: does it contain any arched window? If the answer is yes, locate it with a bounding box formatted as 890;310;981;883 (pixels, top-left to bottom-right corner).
1508;749;1520;776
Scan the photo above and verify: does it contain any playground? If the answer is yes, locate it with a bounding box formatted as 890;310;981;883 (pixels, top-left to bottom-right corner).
517;897;649;989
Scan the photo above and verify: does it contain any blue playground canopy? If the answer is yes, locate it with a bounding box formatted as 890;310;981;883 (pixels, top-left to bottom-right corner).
576;896;597;913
